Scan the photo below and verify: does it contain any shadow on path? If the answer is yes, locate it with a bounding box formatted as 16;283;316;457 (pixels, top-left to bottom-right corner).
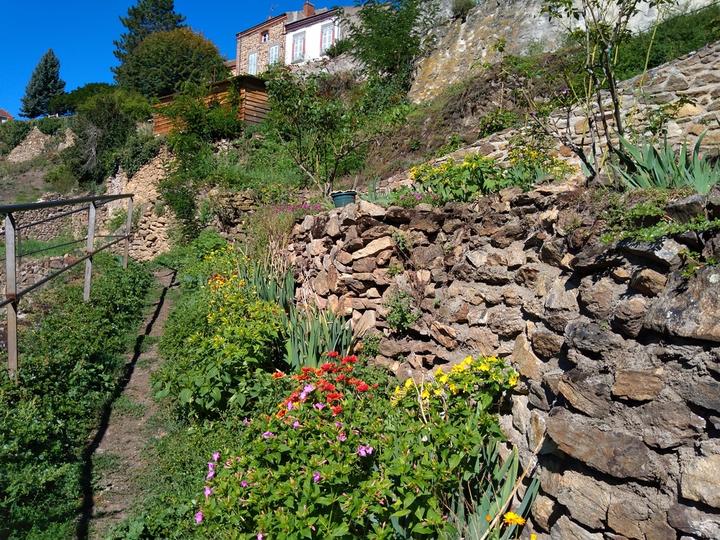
75;268;177;539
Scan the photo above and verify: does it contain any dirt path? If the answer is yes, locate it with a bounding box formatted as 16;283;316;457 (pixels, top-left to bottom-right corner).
77;268;177;540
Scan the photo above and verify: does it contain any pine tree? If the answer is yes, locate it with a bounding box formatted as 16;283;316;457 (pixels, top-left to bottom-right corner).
113;0;186;69
20;49;66;118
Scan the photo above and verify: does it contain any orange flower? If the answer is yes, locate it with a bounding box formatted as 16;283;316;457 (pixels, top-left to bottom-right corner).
276;409;287;419
272;371;285;379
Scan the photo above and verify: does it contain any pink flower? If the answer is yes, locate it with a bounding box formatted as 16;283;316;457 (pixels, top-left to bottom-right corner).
195;511;204;524
312;471;321;483
212;451;220;462
292;420;301;429
204;486;212;498
257;534;264;540
241;480;249;488
334;421;343;429
314;403;325;410
206;470;215;480
357;444;374;457
287;401;295;411
243;417;252;425
337;432;347;442
262;431;275;439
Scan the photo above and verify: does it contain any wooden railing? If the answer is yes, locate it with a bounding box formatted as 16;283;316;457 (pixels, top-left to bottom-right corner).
0;194;135;378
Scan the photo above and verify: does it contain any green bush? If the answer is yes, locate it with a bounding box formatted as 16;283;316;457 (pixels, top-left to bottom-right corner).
478;109;519;137
452;0;476;20
119;130;162;177
0;254;151;538
35;116;65;136
48;82;116;115
325;38;353;58
45;162;77;192
0;120;31;156
410;154;507;202
385;290;420;333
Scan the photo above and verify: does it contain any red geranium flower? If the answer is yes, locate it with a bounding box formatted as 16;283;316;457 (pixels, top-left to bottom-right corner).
272;371;285;379
336;374;346;382
276;409;287;419
320;381;336;392
327;351;340;358
301;367;315;374
320;362;336;373
355;382;370;392
326;392;343;402
341;355;358;364
331;405;343;416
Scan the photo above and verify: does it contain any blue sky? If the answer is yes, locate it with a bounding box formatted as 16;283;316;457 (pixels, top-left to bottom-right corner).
0;0;305;117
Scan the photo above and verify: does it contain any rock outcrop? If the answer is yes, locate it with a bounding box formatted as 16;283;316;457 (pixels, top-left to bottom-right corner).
287;184;720;538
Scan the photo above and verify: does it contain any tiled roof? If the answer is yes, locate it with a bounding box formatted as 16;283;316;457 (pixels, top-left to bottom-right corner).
0;108;12;120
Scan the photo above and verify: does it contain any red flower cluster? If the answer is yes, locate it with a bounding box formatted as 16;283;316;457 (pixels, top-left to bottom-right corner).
275;352;374;420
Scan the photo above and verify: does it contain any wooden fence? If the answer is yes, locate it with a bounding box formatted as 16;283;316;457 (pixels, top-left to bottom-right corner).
0;194;135;378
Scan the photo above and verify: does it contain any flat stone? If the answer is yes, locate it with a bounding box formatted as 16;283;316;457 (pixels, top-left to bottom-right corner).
681;455;720;509
357;200;386;217
612;368;664;401
512;334;543;380
668;503;720;539
487;306;525;338
611;296;648;338
550;515;602;540
564;320;625;356
546;409;665;482
645;267;720;342
619;238;685;270
557;369;611;418
544;278;580;332
579;276;622;319
352;236;394;260
555;470;610;530
352;257;376;273
352;310;376;339
531;328;564;359
630;268;667;296
638;401;705;449
666;194;707;223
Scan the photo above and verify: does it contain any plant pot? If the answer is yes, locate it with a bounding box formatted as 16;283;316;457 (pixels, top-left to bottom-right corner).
331;190;357;208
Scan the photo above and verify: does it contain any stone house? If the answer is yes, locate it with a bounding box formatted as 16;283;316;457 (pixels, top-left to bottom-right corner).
235;1;355;76
0;108;13;124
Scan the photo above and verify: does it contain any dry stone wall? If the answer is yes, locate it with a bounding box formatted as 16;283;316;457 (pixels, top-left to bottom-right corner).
287;183;720;538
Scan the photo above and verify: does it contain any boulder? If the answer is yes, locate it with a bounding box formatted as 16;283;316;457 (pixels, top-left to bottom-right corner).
550;515;602;540
543;279;580;332
668;503;720;539
645;267;720;342
564;320;625;356
578;276;622;319
611;296;648;338
531;328;564;359
555;470;610;530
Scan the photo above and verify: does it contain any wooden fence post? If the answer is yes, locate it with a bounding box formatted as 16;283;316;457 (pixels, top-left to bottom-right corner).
123;197;133;269
83;202;96;302
4;213;18;379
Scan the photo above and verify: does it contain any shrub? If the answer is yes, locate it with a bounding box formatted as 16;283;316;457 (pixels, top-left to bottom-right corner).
196;354;522;538
0;255;151;537
35;116;65;136
452;0;476;20
478;108;519;137
387;186;442;208
48;82;116;115
385;290;420;333
0;120;31;156
118;130;162;177
45;163;77;192
410;154;506;202
325;38;352;58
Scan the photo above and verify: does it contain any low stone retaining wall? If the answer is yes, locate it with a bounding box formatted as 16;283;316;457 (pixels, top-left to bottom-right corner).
287;185;720;538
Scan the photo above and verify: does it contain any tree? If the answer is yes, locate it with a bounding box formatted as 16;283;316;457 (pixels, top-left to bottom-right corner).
48;83;116;115
266;70;400;194
113;0;186;68
20;50;66;118
344;0;439;90
115;28;229;98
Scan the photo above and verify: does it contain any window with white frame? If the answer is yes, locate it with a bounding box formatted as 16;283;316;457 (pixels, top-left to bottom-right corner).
292;32;305;62
320;23;335;53
248;52;258;75
261;31;269;43
269;44;280;65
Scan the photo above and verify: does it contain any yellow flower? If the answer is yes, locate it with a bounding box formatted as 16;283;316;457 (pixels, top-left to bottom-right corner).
530;534;538;540
448;383;458;395
438;373;449;384
421;389;430;399
404;378;414;389
503;511;526;526
509;374;519;387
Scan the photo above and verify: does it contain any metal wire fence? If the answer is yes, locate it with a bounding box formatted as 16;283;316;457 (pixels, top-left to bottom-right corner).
0;194;135;378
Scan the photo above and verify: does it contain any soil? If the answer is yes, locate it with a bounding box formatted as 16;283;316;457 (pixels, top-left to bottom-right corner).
80;268;177;540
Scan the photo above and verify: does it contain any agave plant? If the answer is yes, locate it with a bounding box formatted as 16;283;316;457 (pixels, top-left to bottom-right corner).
614;133;720;195
448;442;540;540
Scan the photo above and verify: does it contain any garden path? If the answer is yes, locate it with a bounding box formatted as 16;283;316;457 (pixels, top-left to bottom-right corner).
77;268;177;540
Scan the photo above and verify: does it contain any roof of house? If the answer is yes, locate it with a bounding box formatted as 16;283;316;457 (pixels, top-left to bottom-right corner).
285;8;337;31
0;108;13;120
237;13;287;38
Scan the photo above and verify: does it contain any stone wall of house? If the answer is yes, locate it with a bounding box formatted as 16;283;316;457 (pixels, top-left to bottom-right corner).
286;182;720;538
410;0;715;103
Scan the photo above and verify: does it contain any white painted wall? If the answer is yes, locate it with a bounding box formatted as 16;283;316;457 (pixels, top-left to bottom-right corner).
285;19;342;65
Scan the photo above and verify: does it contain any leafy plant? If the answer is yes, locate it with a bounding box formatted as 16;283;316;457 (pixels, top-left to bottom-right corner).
325;38;352;58
0;120;31;156
452;0;476;20
385;290;420;333
411;154;506;202
119;130;162;177
283;308;354;370
478;108;519;137
613;134;720;195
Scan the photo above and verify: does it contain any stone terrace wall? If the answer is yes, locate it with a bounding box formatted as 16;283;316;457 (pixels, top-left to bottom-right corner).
389;40;720;192
287;185;720;538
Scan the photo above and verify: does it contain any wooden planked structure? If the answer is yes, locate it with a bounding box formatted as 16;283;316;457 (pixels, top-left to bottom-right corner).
152;75;270;136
